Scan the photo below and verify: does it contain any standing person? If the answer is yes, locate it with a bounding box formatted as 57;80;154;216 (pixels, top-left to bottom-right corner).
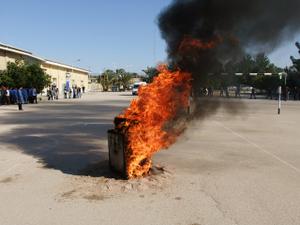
64;87;68;99
69;88;72;99
235;85;241;98
21;88;28;104
32;87;38;104
4;87;11;105
17;87;24;110
73;86;77;98
208;87;214;97
28;88;33;103
267;89;272;99
47;88;51;100
220;87;224;97
55;88;59;100
292;87;297;100
11;88;18;104
0;87;4;105
51;87;55;100
77;87;82;98
82;86;85;93
250;87;256;99
225;87;229;98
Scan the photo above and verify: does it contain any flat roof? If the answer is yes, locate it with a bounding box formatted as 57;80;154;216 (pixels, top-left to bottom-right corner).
0;42;89;74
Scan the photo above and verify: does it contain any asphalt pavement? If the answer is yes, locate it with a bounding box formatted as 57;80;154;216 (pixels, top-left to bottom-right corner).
0;92;299;225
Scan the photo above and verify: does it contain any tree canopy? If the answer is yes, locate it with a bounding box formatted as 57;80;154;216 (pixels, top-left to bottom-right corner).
287;42;300;88
99;68;137;91
142;67;159;83
0;61;51;93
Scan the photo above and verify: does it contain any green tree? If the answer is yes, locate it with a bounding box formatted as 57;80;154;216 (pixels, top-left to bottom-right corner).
99;69;116;91
252;53;282;93
6;61;27;88
115;69;133;91
0;70;13;87
142;67;159;83
25;63;51;93
236;54;256;86
0;61;51;93
288;42;300;89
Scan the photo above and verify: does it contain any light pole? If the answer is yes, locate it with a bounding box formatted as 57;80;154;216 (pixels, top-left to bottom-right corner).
278;72;287;115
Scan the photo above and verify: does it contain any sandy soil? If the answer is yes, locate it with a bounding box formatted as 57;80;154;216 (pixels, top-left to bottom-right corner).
0;92;300;225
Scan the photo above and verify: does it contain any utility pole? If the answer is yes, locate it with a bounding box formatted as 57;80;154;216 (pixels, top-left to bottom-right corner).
278;75;282;115
278;72;287;115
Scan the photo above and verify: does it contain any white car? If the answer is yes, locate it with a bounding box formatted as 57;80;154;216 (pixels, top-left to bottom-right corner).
132;82;147;95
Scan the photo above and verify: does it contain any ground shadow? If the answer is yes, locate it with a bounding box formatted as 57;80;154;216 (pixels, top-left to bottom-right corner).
0;100;127;178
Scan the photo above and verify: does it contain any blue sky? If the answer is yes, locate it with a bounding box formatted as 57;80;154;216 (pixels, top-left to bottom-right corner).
0;0;299;73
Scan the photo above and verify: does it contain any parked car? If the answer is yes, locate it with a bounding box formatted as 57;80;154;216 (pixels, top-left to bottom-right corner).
132;82;147;95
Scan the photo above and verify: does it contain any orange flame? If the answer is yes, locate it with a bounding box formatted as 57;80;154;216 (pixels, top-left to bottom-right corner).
119;65;192;178
178;35;222;53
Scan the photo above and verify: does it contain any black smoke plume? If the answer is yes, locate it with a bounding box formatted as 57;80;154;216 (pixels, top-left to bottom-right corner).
158;0;300;88
158;0;300;117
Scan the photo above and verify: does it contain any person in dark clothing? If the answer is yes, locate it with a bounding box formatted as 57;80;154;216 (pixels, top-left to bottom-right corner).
295;87;300;100
225;87;229;98
235;85;241;98
250;87;256;99
32;88;38;104
11;88;18;104
64;87;68;99
47;88;52;101
69;88;72;99
21;88;28;104
220;87;224;97
73;86;77;98
17;87;24;110
77;87;82;98
208;87;214;97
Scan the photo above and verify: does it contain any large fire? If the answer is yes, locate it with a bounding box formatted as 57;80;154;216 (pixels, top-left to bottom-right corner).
178;35;222;53
118;65;192;178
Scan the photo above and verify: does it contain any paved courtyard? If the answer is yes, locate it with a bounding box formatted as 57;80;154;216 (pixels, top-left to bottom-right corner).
0;92;300;225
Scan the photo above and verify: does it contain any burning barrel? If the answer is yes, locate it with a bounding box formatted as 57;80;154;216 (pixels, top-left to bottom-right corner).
107;116;155;179
107;65;192;179
107;117;128;179
107;129;127;178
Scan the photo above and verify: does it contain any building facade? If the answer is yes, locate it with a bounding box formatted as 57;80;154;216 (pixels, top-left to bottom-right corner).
88;74;103;91
0;43;89;91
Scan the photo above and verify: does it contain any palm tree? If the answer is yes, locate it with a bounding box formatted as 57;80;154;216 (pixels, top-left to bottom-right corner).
99;69;116;91
115;69;133;91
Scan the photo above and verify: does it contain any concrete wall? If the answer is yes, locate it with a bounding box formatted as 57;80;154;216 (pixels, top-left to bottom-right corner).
0;49;40;71
41;63;89;92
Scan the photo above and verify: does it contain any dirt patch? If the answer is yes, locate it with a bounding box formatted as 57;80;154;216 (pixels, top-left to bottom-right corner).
0;174;20;184
59;165;173;201
0;177;13;183
84;194;106;201
61;190;76;198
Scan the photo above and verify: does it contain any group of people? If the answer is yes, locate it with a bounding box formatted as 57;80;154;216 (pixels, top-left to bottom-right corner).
47;85;85;100
63;85;85;99
196;86;300;100
197;86;242;98
0;86;38;106
47;87;59;100
1;84;87;111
